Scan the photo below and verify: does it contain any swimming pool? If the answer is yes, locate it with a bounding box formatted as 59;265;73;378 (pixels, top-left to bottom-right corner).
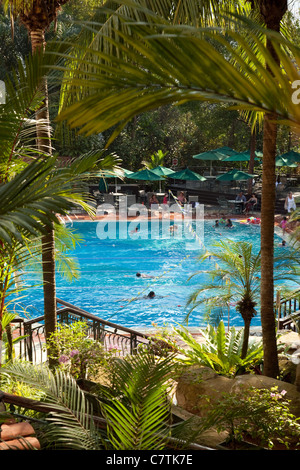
15;219;290;329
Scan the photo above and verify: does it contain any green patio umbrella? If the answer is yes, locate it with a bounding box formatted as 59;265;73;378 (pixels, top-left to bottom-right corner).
275;151;300;167
151;165;175;192
279;150;300;162
193;147;236;175
171;168;207;181
224;150;261;170
216;169;257;181
151;165;175;176
127;168;165;181
96;168;132;192
224;150;261;162
275;155;298;167
216;169;257;191
215;146;240;157
127;168;165;196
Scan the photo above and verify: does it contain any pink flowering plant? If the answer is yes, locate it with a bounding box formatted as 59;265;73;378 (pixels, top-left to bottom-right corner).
46;321;112;380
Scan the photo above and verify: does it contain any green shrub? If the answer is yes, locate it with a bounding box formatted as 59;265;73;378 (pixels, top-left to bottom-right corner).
46;321;112;380
202;386;300;449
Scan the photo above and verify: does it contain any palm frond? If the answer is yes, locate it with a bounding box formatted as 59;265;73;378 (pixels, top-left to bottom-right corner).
101;351;176;450
55;8;300;145
2;362;102;450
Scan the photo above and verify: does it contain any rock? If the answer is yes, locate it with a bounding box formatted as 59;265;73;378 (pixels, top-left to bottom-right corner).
278;357;298;384
176;365;300;418
176;366;233;417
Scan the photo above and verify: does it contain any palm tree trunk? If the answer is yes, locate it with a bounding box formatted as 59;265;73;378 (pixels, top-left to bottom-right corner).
258;0;287;378
41;228;57;347
30;28;57;362
260;112;279;377
241;318;251;360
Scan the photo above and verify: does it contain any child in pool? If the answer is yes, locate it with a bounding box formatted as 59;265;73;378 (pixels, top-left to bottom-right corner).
280;217;287;234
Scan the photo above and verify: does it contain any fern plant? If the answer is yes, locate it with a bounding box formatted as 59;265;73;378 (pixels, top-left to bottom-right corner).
1;351;196;450
172;321;264;377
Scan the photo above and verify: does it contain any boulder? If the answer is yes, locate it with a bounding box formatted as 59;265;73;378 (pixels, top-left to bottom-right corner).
176;366;233;417
176;365;300;418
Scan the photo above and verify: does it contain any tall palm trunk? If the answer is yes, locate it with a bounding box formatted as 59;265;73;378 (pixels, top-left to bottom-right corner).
30;27;57;361
258;0;287;378
260;112;278;377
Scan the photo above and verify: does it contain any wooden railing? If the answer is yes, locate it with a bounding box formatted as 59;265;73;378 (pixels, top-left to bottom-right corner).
275;291;300;332
10;298;156;364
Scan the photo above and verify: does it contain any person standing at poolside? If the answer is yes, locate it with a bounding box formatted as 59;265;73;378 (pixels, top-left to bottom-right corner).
284;192;296;213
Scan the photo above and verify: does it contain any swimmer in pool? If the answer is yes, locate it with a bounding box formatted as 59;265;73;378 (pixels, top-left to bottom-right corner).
136;272;155;279
118;291;169;302
169;224;178;235
142;291;168;299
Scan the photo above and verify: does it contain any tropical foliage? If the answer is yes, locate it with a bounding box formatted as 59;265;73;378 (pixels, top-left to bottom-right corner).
56;7;300;139
201;386;300;449
169;321;265;377
0;45;121;360
185;239;300;357
1;351;194;450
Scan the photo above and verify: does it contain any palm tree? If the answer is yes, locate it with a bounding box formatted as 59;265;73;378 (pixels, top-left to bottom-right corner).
1;0;69;351
255;0;287;378
142;149;168;169
185;239;300;359
56;1;300;377
1;1;112;355
186;240;261;359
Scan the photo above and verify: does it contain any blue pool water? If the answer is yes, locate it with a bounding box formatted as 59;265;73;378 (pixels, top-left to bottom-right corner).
15;219;290;329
